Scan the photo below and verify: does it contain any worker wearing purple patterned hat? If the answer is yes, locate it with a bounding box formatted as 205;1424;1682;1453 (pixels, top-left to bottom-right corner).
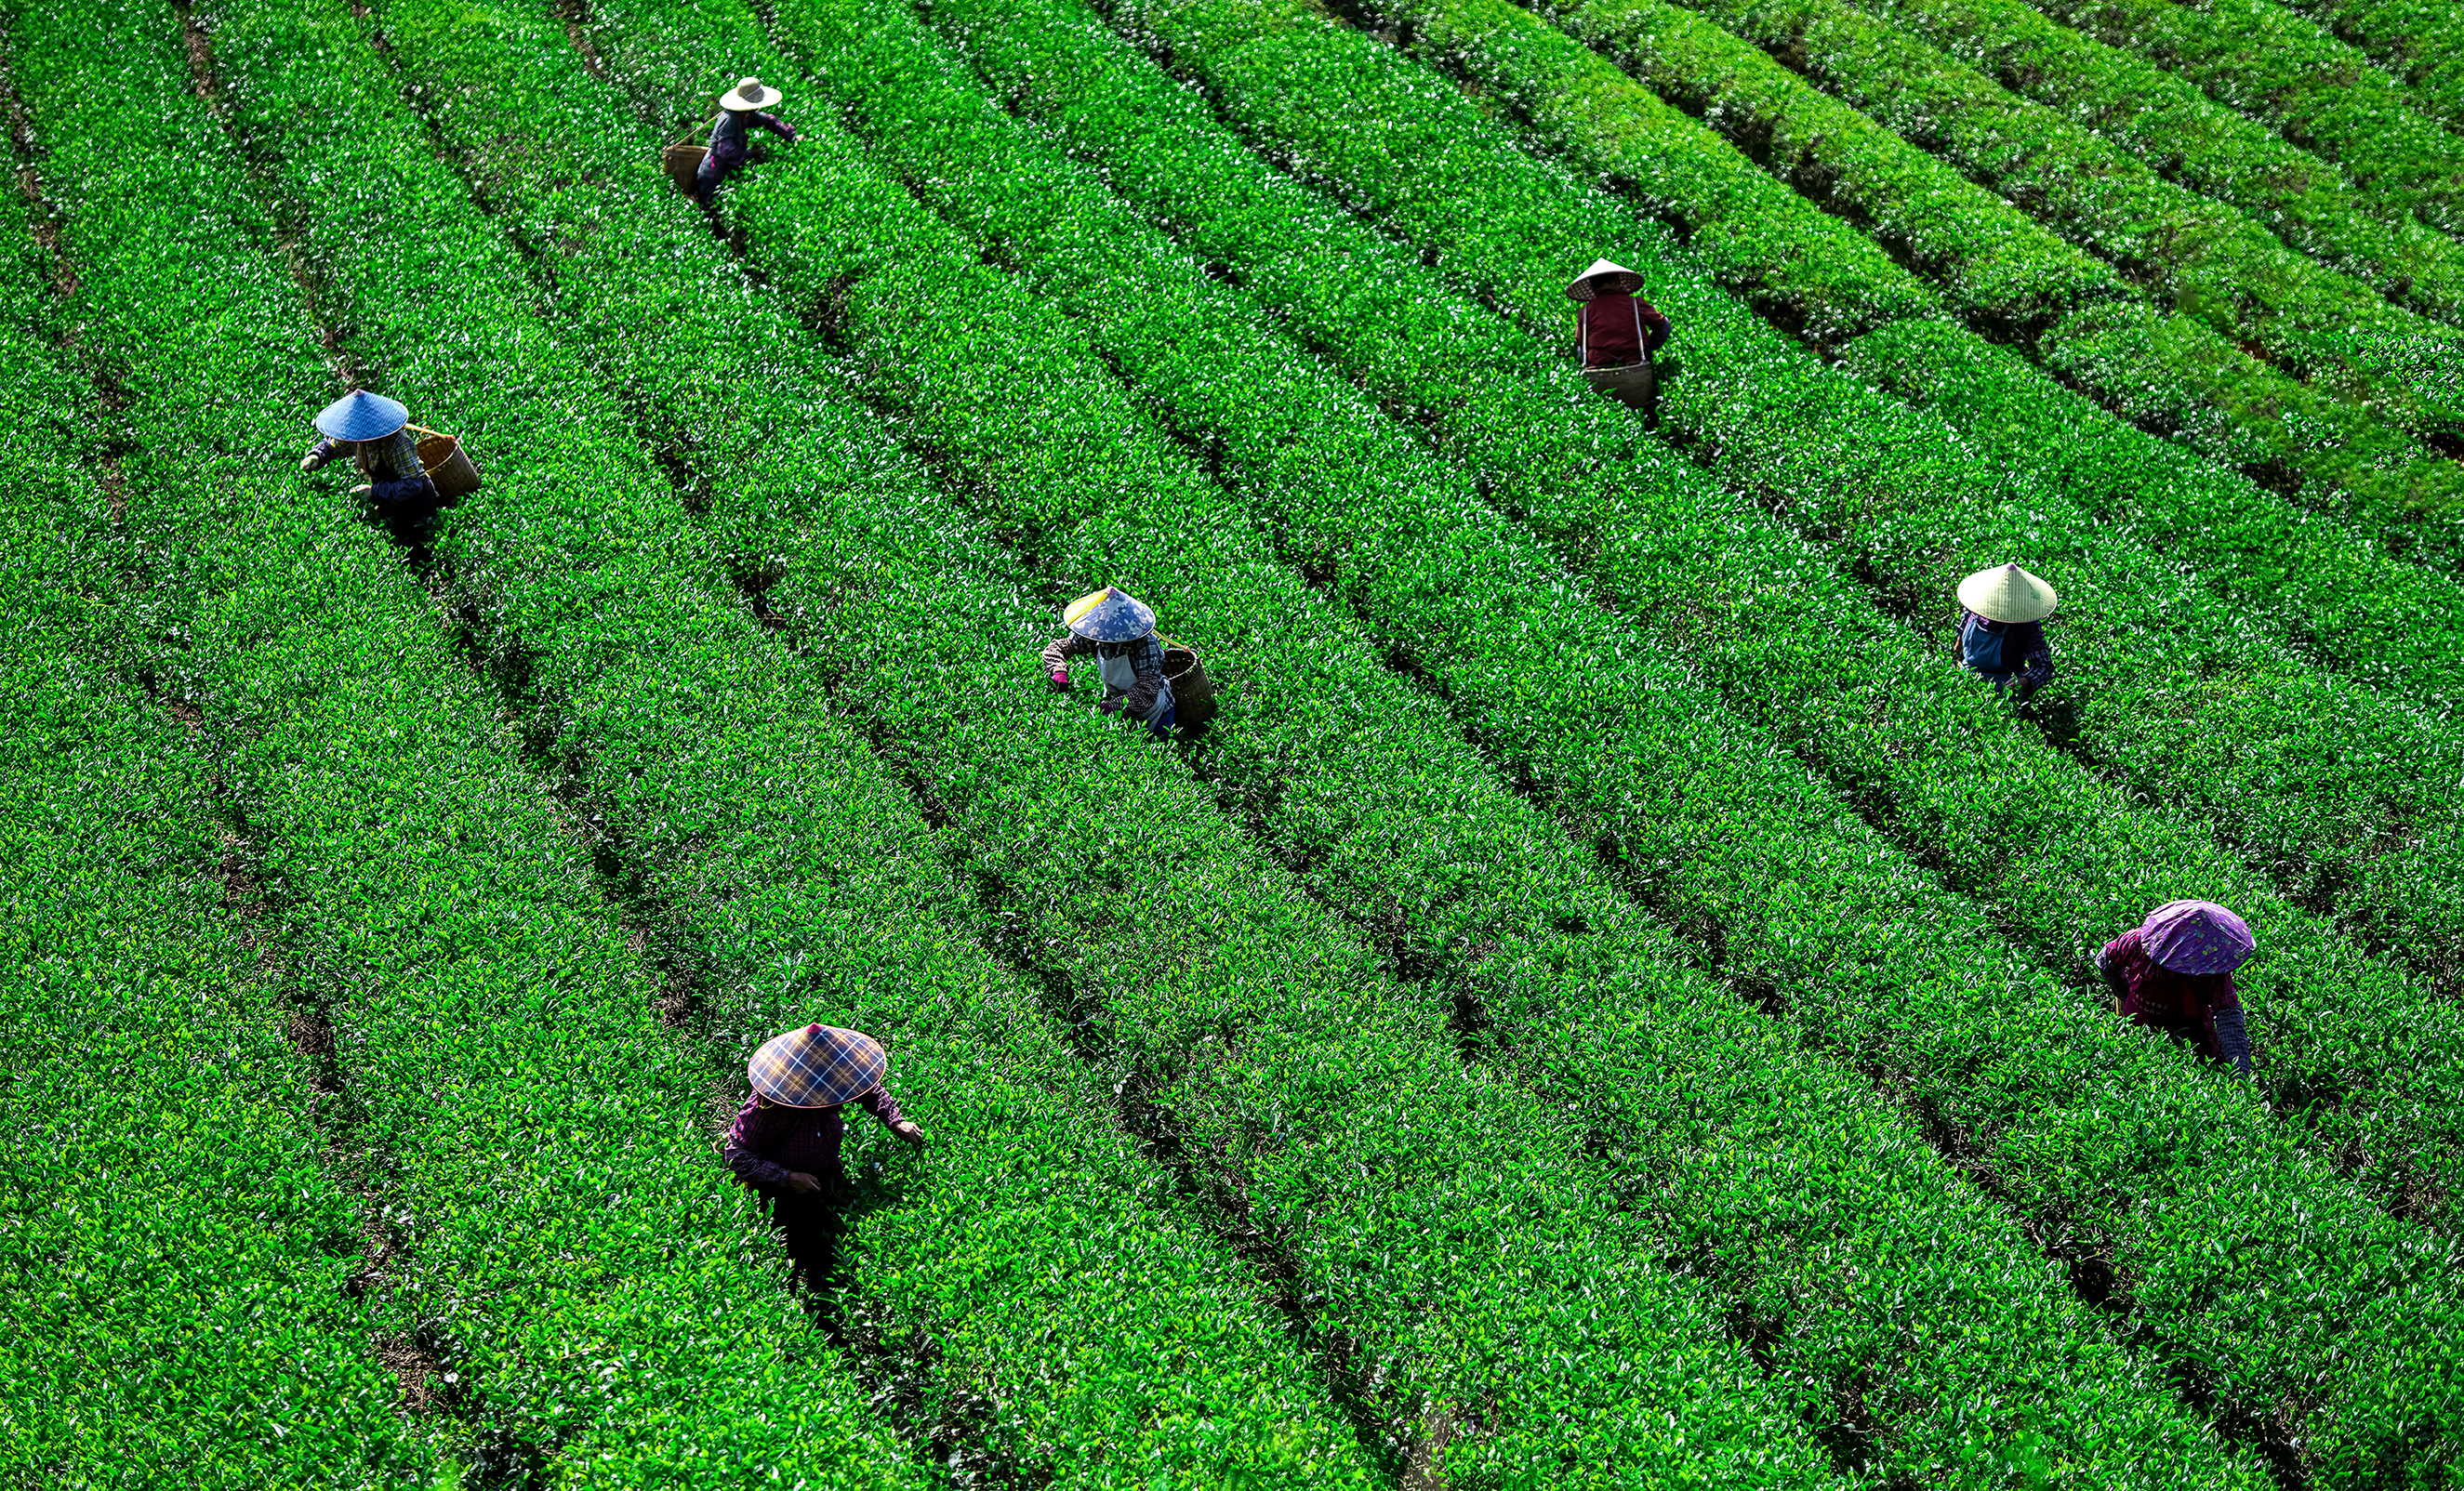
723;1023;923;1285
298;389;437;510
2096;901;2255;1075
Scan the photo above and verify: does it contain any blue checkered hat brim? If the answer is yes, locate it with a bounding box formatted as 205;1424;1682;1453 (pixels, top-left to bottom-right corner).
748;1023;887;1108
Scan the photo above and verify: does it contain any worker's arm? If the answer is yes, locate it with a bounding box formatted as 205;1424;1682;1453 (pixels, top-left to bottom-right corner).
2093;943;2129;1015
1119;638;1164;718
720;1099;796;1191
2017;625;2055;692
856;1084;926;1147
300;437;353;473
1041;631;1094;686
2214;994;2253;1076
748;111;800;143
1637;300;1672;352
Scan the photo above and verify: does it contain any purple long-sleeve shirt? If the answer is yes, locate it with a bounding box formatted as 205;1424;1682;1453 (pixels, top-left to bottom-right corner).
722;1086;905;1190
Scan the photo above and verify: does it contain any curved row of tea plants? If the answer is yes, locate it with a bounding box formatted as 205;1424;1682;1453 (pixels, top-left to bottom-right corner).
851;0;2462;1465
1027;0;2464;1477
632;0;2300;1479
7;3;930;1484
0;179;413;1488
1338;0;2464;997
345;0;1880;1476
2275;0;2464;139
1083;0;2464;1172
1385;0;2464;726
2002;0;2464;238
1568;0;2464;331
1843;0;2464;301
1367;0;2464;566
194;0;1392;1479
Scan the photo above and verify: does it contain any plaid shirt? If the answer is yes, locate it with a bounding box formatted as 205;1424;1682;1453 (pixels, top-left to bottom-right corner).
1042;631;1165;719
722;1086;905;1191
307;427;425;483
1958;609;2054;688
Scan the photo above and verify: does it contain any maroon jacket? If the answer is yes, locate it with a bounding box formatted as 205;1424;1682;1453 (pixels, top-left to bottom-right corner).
2098;928;2252;1074
1579;292;1671;368
722;1086;905;1190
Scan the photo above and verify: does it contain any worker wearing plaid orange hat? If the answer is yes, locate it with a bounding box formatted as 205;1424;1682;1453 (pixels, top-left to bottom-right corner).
722;1023;923;1280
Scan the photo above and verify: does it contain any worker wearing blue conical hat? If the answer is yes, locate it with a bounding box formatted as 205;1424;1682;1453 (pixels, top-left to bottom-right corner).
723;1023;923;1282
298;389;437;510
1041;586;1176;739
695;76;799;207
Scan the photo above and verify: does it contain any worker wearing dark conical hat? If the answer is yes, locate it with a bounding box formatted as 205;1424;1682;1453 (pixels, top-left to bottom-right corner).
723;1023;923;1284
2096;900;2256;1076
1567;258;1671;427
1955;562;2057;701
298;389;437;510
1042;586;1178;739
695;75;799;207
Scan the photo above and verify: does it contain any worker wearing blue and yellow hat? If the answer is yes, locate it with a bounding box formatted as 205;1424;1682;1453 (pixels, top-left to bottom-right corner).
298;389;437;509
1041;586;1176;739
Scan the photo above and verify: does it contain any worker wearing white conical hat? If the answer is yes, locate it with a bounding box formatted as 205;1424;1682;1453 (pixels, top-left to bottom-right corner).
695;75;800;206
1041;586;1177;739
298;389;437;510
1567;259;1672;428
1954;562;2058;700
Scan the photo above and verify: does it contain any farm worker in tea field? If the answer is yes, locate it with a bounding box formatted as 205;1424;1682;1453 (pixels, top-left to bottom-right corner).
297;389;436;511
1044;586;1177;739
695;76;799;206
1955;562;2057;701
2097;900;2256;1076
1568;258;1671;428
724;1023;924;1283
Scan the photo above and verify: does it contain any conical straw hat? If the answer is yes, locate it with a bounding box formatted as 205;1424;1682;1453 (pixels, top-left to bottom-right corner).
748;1023;887;1108
1955;562;2059;624
1566;258;1645;301
2139;900;2255;976
721;76;780;112
1062;586;1157;642
311;389;410;442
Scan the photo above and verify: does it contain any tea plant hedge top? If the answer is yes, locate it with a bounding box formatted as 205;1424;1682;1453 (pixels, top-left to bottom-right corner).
1567;259;1671;372
695;75;798;207
1955;562;2057;700
1042;586;1178;739
298;389;435;508
2096;901;2256;1076
722;1023;924;1197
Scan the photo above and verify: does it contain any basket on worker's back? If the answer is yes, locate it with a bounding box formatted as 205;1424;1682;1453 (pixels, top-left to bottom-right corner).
1159;637;1218;730
663;140;707;197
409;425;482;498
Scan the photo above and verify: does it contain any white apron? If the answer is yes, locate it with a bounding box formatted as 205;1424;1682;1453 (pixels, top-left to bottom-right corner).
1097;641;1174;725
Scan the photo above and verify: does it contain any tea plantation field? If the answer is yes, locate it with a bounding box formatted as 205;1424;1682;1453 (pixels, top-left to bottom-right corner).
7;0;2464;1484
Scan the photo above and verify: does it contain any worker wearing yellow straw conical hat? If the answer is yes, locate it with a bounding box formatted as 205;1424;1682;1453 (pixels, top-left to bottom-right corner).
695;75;799;206
722;1023;923;1284
1567;258;1671;427
1041;586;1178;739
1955;562;2058;700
